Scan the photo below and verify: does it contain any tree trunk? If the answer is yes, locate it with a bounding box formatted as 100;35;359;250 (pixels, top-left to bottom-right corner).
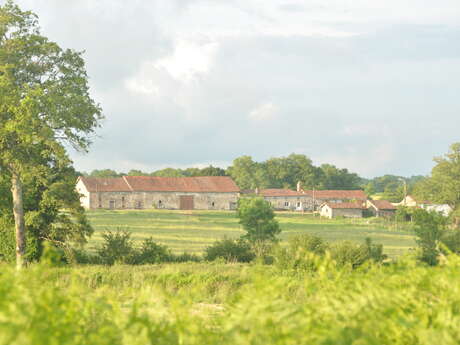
11;171;26;269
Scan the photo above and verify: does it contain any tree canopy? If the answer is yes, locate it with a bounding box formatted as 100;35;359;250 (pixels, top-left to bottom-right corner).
0;1;102;267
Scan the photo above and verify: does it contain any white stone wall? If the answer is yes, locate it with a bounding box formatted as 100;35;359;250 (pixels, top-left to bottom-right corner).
263;196;315;211
86;191;239;210
320;205;333;218
76;179;91;209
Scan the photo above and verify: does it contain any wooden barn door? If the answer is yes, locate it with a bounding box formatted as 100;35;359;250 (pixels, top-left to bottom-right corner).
179;196;194;210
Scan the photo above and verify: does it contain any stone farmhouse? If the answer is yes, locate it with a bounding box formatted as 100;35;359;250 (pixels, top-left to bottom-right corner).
255;188;315;211
241;186;367;212
367;200;397;218
76;176;240;210
319;202;365;219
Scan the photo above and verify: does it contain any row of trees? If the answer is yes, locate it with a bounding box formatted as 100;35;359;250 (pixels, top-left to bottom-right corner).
83;154;363;191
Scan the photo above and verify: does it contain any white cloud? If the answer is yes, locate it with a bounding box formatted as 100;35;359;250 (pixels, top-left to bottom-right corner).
248;102;279;122
154;38;219;82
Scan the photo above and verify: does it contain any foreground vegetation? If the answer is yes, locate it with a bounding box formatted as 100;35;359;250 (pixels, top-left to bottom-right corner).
2;255;460;345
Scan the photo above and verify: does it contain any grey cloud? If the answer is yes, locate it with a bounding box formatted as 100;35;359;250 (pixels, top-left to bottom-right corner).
13;1;460;176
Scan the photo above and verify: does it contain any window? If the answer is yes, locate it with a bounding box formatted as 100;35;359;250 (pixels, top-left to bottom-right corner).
109;200;115;209
98;194;102;208
122;197;126;208
158;200;162;208
136;201;143;209
284;201;290;207
297;202;301;208
211;201;215;207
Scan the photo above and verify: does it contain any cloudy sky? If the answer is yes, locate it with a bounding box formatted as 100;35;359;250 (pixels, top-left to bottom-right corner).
13;0;460;177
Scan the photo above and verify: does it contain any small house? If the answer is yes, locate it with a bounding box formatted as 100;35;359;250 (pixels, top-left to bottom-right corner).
319;202;364;219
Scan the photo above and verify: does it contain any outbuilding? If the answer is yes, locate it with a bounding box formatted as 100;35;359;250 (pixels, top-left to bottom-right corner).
319;202;364;219
367;199;397;218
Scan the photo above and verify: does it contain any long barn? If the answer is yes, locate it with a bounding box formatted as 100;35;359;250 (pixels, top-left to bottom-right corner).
76;176;240;210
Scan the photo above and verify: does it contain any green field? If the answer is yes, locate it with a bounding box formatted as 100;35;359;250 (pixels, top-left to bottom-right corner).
86;210;416;257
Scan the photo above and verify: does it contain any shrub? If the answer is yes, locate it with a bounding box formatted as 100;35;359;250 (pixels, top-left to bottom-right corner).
413;209;448;265
364;237;387;262
96;230;135;265
329;241;370;269
40;242;66;267
172;252;202;263
205;238;255;263
273;235;328;272
441;229;460;254
132;237;172;264
288;234;327;255
395;206;414;222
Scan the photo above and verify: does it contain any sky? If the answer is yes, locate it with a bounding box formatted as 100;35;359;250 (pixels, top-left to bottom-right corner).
12;0;460;178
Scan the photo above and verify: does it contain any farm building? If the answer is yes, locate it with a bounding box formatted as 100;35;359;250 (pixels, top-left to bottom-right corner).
367;200;397;218
242;187;368;212
319;202;365;219
253;188;315;211
76;176;240;210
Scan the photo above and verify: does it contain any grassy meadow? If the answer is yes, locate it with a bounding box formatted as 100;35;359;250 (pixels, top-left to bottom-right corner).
86;209;416;257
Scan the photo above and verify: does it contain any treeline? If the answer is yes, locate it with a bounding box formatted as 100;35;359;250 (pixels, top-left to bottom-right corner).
82;144;460;207
362;175;425;202
81;154;364;191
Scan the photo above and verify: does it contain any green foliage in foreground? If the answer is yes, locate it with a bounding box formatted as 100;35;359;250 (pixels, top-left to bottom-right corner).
3;258;460;344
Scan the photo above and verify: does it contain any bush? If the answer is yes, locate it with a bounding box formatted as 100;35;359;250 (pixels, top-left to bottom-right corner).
131;237;172;264
287;234;327;255
441;229;460;254
96;230;135;265
329;241;370;268
40;242;66;267
413;209;447;265
364;237;387;262
172;252;202;263
396;206;414;222
205;238;255;263
273;235;329;272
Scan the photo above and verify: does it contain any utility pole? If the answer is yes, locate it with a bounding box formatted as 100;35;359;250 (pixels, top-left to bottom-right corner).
399;178;407;205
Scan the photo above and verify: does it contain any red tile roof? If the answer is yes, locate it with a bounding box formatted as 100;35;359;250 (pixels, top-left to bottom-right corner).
78;176;240;193
259;189;306;197
77;177;132;192
304;190;367;200
323;202;365;209
369;200;397;210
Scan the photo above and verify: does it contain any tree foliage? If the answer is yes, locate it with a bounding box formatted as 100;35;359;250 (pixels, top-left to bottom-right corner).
0;1;102;266
237;197;281;243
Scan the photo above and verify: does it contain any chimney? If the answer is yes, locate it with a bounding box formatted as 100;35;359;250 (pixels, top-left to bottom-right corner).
296;181;301;192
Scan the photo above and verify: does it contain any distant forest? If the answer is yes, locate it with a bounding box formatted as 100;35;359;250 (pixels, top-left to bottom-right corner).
80;154;424;202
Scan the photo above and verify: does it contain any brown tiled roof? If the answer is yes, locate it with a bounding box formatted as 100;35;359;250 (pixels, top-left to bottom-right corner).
304;190;367;200
79;176;240;193
260;189;306;197
323;202;365;209
369;200;397;210
78;177;132;192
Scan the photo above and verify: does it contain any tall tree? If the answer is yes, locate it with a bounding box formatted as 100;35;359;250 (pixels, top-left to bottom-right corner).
318;164;361;190
429;143;460;209
227;156;269;190
0;2;102;268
